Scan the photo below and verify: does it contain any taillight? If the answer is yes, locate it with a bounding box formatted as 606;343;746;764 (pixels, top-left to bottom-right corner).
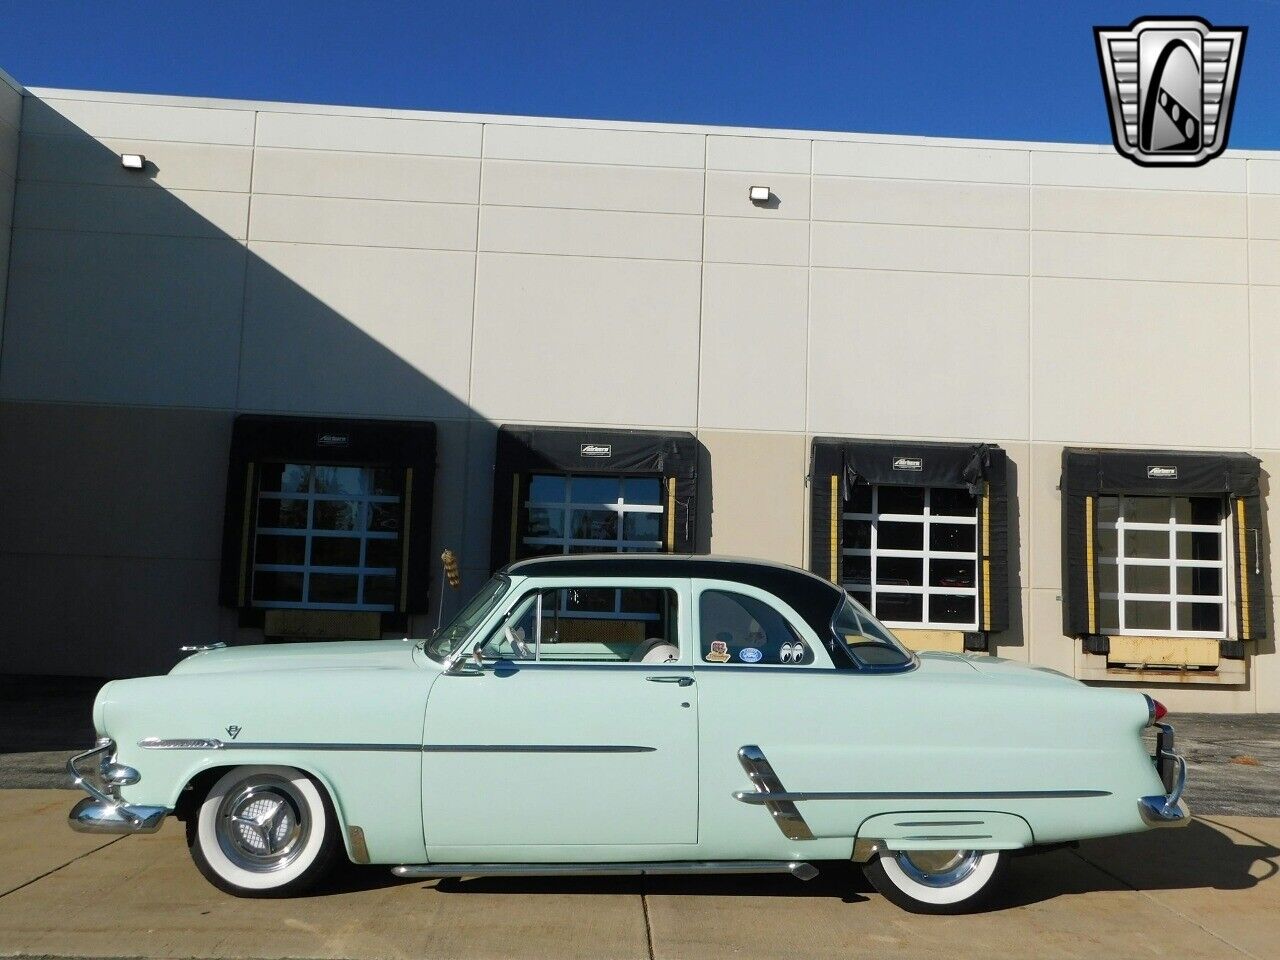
1144;694;1168;726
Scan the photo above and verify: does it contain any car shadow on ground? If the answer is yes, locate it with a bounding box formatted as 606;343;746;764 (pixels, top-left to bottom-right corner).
334;819;1277;909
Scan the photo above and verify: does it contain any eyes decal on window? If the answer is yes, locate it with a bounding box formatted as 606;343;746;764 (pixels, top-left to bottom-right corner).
779;642;807;664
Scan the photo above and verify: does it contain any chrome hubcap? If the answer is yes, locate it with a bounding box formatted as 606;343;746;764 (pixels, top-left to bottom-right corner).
894;849;982;887
215;776;310;873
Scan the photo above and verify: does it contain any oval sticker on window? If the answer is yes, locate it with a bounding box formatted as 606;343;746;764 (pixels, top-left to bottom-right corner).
739;647;763;663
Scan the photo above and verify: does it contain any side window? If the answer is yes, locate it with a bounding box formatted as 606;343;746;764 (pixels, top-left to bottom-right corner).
698;590;814;666
480;586;679;663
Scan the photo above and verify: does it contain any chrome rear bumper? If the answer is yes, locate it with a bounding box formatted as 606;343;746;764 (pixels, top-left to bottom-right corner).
1138;722;1189;827
66;739;168;835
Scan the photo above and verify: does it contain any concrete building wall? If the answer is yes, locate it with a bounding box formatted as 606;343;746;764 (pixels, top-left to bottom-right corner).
0;70;22;356
0;85;1275;710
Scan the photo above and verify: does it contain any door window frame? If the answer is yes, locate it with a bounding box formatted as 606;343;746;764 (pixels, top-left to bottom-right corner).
465;576;693;667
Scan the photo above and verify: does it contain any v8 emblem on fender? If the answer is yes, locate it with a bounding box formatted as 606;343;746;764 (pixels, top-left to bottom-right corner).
225;725;242;740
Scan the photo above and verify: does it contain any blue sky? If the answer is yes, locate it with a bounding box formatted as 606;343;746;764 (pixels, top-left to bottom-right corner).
3;1;1278;147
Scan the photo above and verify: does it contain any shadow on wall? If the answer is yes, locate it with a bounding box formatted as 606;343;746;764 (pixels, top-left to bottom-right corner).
0;101;482;678
0;101;718;679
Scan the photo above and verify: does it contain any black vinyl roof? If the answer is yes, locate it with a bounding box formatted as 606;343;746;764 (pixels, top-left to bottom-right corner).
504;554;845;637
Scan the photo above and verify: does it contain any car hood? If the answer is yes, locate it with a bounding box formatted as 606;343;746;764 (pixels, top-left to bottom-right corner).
915;651;1081;687
168;638;422;676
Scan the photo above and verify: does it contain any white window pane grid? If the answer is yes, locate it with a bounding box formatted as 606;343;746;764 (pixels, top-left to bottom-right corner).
252;464;401;612
524;474;663;616
841;486;979;631
1096;496;1227;638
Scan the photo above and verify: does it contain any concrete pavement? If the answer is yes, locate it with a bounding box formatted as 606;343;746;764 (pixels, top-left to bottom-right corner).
0;790;1277;960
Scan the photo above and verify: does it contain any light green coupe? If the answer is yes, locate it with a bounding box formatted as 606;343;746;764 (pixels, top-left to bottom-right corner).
68;554;1187;913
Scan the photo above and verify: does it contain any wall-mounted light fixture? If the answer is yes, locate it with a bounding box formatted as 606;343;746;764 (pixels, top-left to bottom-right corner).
748;185;771;203
120;153;146;170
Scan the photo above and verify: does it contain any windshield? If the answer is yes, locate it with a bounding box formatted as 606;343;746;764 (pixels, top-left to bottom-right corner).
423;575;510;663
831;594;914;670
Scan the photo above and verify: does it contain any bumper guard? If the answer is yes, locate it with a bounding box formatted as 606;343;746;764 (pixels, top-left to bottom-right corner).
1138;723;1189;827
67;739;168;835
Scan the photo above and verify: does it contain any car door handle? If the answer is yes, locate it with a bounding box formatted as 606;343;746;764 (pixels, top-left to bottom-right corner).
646;675;694;686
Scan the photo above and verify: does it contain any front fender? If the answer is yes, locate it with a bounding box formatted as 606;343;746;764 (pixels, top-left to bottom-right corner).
98;669;430;865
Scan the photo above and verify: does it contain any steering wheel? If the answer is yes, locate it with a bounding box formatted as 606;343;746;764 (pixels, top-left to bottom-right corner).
505;625;532;660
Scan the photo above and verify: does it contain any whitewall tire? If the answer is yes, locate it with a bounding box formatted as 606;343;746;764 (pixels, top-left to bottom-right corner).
863;849;1007;914
188;765;341;897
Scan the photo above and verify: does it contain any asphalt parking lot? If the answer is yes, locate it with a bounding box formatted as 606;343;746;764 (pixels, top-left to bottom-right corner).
1;677;1278;959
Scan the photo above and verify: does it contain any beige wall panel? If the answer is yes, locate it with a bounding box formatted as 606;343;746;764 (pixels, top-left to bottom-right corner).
1248;194;1280;240
808;269;1029;439
249;194;475;250
813;140;1029;184
0;75;21;129
1034;186;1246;238
238;241;475;417
704;217;808;266
0;116;18;180
483;123;704;168
1246;158;1280;194
481;159;704;214
0;169;13;237
705;170;810;220
0;552;224;678
252;147;480;203
1251;289;1280;449
0;402;230;560
0;228;244;407
990;589;1032;662
1248;240;1280;287
15;181;249;239
460;419;499;573
425;418;470;614
1028;441;1064;591
1250;448;1279;710
470;252;700;426
479;205;702;260
1033;231;1246;285
706;135;809;174
1027;587;1075;676
814;176;1028;229
812;221;1027;275
1032;150;1246;192
23;96;254;145
698;263;807;432
19;134;254;193
698;430;806;565
255;111;481;156
1030;277;1249;447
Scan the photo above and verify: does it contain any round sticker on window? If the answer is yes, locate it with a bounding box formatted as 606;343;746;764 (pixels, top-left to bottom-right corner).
739;647;763;663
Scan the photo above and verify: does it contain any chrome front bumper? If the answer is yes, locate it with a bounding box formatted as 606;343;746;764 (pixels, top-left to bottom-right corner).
67;739;168;835
1138;722;1190;827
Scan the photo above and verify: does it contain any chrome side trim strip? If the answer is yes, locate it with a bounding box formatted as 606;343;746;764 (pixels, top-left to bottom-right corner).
893;820;985;827
393;860;818;880
140;738;421;752
422;744;656;753
737;745;814;841
140;738;654;754
899;834;993;842
733;789;1111;804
